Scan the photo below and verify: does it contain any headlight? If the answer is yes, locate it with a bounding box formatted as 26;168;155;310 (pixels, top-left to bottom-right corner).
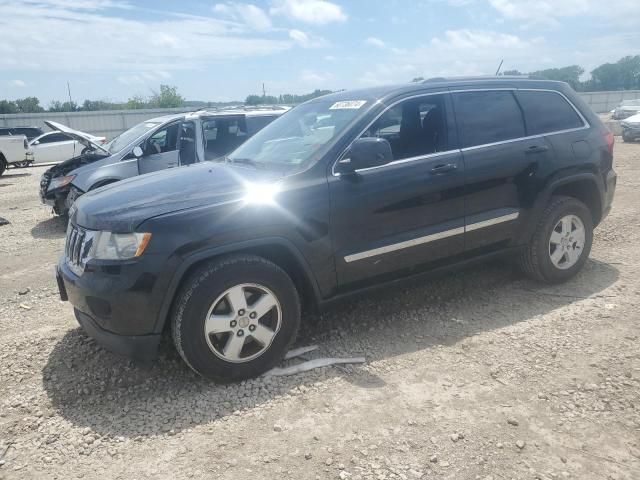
48;175;76;191
90;232;152;260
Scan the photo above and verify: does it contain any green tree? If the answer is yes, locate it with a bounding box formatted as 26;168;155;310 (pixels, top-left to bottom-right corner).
590;55;640;91
125;95;147;109
149;84;184;108
48;100;78;112
530;65;584;90
502;69;522;76
15;97;44;113
0;100;18;114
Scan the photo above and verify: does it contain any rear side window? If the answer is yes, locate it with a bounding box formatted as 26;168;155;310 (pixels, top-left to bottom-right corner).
452;91;525;148
516;90;584;135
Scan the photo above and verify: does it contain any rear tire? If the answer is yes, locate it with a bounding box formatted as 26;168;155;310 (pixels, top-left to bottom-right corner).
622;131;631;142
171;254;301;382
518;196;593;283
0;157;6;177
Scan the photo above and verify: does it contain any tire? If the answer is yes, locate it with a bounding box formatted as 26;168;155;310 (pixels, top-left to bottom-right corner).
518;196;593;284
171;254;301;381
622;131;631;142
0;157;6;177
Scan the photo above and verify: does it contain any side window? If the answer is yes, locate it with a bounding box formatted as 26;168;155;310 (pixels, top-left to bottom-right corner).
246;115;276;135
453;91;525;148
363;94;448;161
39;133;70;143
516;90;584;135
146;123;179;155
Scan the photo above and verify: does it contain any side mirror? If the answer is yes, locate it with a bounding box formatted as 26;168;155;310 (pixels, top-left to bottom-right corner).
32;140;40;145
132;146;143;158
336;137;393;175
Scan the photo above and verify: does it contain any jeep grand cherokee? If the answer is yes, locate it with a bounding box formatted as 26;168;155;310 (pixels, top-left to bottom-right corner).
56;77;616;381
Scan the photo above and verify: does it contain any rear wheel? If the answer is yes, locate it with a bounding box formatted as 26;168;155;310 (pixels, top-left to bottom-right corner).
622;130;632;142
171;254;301;381
0;157;6;177
518;196;593;283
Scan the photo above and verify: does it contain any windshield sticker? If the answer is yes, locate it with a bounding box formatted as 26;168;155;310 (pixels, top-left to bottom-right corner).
329;100;367;110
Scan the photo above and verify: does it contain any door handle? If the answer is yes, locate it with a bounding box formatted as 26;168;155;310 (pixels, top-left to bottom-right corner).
525;145;549;154
429;163;457;174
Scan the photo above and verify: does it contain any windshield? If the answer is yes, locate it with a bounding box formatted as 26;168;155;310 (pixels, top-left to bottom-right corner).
106;121;163;154
226;99;368;172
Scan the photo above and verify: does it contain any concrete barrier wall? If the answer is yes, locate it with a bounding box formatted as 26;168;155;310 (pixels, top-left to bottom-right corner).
2;90;640;139
0;107;195;139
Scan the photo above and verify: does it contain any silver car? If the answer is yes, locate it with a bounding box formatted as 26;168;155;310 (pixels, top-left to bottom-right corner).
40;107;288;215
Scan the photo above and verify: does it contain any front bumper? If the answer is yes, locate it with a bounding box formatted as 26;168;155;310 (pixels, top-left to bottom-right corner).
56;260;163;361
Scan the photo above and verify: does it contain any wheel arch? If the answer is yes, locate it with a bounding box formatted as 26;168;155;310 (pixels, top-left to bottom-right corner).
155;238;322;334
89;178;121;190
518;172;604;245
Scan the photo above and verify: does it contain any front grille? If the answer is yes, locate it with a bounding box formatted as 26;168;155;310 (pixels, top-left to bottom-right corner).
65;224;95;275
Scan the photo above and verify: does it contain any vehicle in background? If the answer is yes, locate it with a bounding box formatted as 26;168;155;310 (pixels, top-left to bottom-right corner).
56;77;616;381
0;126;45;141
612;99;640;120
40;107;287;215
621;112;640;142
0;134;29;176
28;123;107;165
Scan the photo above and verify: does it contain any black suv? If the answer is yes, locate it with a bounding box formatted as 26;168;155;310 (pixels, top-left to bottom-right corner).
56;77;616;381
0;126;44;141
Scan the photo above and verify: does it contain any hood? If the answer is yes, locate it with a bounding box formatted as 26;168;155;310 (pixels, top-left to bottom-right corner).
622;112;640;125
45;120;109;154
72;162;280;232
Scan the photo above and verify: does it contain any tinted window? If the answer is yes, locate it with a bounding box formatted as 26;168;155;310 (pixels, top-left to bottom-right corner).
13;128;41;138
516;91;584;135
246;115;277;135
453;91;525;148
363;94;448;160
39;133;71;143
0;128;12;136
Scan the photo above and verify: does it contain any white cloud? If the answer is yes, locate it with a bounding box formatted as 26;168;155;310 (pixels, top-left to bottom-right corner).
365;37;385;48
431;29;531;49
8;79;26;87
0;1;290;74
488;0;640;26
270;0;347;25
117;71;171;86
213;2;272;30
300;69;333;84
288;29;328;48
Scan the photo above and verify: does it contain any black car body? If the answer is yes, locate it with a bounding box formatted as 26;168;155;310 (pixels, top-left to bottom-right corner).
57;77;616;381
0;126;45;141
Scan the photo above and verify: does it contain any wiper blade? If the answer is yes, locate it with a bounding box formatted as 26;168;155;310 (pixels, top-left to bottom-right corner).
226;157;266;169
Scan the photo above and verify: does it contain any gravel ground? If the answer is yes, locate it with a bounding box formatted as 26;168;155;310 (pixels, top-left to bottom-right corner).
1;142;639;480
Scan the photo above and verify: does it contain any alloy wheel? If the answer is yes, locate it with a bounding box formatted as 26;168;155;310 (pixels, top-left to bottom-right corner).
204;283;282;363
548;214;586;270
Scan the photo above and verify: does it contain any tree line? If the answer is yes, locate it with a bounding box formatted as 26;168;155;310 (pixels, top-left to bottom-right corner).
3;55;639;115
412;55;640;92
0;85;185;114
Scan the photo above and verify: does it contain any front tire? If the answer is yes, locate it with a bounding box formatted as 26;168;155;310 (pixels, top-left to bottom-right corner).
518;196;593;283
171;254;301;381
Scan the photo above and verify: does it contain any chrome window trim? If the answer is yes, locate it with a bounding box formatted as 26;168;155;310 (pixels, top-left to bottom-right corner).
332;88;589;176
344;211;520;263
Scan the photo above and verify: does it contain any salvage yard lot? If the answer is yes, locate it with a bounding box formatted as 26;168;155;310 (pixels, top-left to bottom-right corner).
0;142;639;480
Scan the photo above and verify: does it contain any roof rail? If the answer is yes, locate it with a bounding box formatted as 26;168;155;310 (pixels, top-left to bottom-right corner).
421;75;546;83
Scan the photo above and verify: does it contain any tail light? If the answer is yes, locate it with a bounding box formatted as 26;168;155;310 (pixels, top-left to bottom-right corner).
605;131;614;156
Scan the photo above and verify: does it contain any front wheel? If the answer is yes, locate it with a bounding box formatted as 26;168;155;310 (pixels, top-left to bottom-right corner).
518;196;593;283
171;254;301;381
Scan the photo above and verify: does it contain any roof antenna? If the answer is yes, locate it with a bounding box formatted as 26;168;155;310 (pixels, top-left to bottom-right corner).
495;59;504;76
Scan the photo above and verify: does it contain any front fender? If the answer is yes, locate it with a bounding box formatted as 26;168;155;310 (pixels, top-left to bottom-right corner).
72;158;138;191
152;236;322;333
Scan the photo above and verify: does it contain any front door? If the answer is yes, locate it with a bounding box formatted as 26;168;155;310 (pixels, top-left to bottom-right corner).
328;93;466;287
138;123;180;175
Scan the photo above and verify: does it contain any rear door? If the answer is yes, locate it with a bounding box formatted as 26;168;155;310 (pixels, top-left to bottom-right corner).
138;122;180;174
329;92;466;286
452;89;554;251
